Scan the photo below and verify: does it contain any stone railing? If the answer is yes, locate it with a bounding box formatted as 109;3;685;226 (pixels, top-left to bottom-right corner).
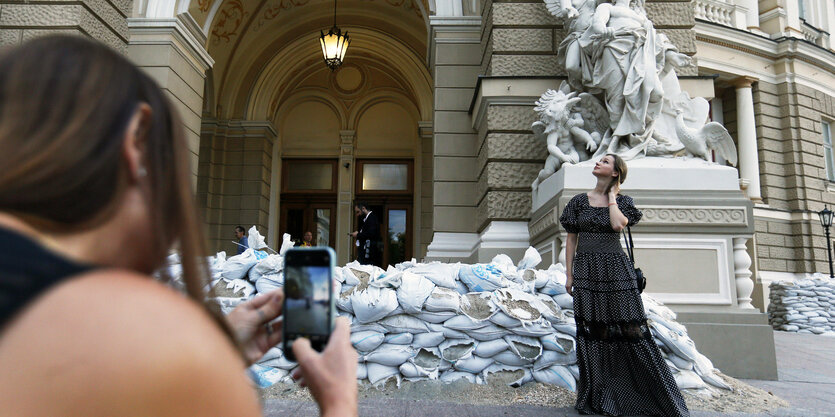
801;20;830;48
694;0;736;27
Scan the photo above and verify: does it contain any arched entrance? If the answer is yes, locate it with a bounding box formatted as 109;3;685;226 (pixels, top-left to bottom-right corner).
193;0;433;266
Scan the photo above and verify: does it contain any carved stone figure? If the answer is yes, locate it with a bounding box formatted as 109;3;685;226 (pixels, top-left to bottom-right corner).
533;0;738;174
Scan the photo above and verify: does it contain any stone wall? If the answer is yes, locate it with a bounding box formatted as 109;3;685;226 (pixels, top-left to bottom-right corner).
197;120;276;254
0;0;130;52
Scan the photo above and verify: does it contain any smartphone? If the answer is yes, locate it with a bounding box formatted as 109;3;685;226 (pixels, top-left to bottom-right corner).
282;247;336;362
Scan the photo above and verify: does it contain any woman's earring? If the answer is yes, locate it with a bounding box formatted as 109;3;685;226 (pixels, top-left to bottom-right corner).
137;167;147;178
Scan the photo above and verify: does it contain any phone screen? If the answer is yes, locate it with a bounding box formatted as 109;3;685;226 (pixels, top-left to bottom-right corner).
283;248;334;360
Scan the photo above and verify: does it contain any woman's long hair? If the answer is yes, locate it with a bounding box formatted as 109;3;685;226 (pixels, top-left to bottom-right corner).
607;153;628;185
0;36;231;338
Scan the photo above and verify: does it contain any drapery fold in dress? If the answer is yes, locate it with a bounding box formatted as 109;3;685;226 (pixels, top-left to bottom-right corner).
560;193;689;417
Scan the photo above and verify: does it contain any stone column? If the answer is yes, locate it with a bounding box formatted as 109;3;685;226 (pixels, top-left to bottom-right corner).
734;77;762;203
337;130;356;266
742;0;760;30
734;237;756;309
418;122;434;259
128;15;214;186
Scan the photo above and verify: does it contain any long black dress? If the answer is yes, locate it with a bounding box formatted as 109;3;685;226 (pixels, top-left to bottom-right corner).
559;193;689;417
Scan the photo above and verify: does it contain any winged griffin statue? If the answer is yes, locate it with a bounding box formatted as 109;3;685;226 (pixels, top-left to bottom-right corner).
531;0;738;189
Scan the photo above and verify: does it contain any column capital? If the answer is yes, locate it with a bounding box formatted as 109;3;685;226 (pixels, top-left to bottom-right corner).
732;76;758;89
339;130;356;144
418;121;433;139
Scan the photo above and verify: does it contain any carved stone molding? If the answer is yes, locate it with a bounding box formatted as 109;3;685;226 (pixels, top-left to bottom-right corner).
640;206;748;225
529;207;559;239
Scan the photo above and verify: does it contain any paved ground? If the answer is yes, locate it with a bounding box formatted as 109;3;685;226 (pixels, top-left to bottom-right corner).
263;331;835;416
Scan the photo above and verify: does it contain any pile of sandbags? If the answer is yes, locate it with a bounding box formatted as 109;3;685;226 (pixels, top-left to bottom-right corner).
768;276;835;336
191;236;732;394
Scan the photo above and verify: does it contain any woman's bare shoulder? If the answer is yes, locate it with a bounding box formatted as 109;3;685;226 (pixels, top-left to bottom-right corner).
0;270;261;417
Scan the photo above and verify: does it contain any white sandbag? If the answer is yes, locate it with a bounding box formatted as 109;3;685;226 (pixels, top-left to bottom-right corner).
278;233;294;256
541;333;575;354
396;271;435;314
269;356;298;370
415;310;457;323
351;287;399;324
534;270;551;289
532;365;577;392
509;319;554;337
517;246;542;270
466;323;512;341
567;364;580;380
458;264;505;292
424;287;461;312
255;275;283;294
535;294;563;324
363;344;416;366
460;292;498;321
357;363;368;380
401;348;442;379
492;351;534;366
444;315;490;331
351;331;385;352
221;249;260;281
350;322;388;334
385;305;405;318
409;262;459;289
384;332;414;345
225;278;256;298
440;370;482;384
482;364;532;387
492;288;543;322
247;226;268;251
504;335;542;361
553;323;577;337
473;339;509;357
553;293;574;309
380;314;430;334
533;350;576;371
258;347;283;363
674;369;708;390
439;339;476;362
249;253;283;282
668;354;694;371
367;362;401;386
248;364;287;388
333;267;345;283
491;254;515;271
399;362;439;380
453;355;494;373
412;332;446;348
490;311;523;328
701;371;733;391
454;280;470;295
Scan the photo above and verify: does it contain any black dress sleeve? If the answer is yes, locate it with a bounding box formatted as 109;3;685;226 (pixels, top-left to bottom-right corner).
617;195;643;226
559;194;581;233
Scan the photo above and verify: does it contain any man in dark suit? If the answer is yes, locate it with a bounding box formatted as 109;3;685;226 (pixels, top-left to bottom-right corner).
349;202;380;266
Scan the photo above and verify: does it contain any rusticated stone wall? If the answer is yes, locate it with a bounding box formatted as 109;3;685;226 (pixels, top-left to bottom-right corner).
0;0;130;52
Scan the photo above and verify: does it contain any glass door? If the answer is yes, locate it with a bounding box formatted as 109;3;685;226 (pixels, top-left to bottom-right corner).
280;203;336;248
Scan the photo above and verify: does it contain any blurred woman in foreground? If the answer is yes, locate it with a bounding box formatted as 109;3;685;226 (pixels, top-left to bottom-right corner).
0;35;357;417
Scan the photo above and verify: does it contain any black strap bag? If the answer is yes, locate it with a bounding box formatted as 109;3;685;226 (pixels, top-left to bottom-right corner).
622;226;647;293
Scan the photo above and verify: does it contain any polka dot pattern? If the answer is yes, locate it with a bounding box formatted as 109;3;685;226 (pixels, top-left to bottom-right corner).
560;193;690;417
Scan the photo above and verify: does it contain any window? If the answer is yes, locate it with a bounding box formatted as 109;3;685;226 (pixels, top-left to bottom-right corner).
282;159;337;193
799;0;808;20
824;121;834;181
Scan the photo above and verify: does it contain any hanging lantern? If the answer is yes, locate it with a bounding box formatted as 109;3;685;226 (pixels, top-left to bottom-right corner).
320;26;350;71
320;0;349;71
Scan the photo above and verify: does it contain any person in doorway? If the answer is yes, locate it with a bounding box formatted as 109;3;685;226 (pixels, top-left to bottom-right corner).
300;231;314;247
0;35;357;417
559;154;688;417
235;226;248;254
350;202;380;267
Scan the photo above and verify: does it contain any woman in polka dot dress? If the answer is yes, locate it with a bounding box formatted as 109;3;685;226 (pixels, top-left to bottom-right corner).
559;154;689;416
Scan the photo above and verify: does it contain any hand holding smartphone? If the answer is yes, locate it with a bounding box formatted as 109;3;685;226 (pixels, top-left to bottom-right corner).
282;247;336;362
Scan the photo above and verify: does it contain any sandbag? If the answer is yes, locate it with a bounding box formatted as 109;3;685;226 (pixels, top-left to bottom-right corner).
424;287;461;312
492;288;543;322
278;232;294;256
439;339;476;362
336;286;356;313
257;347;283;363
473;339;509;357
466;323;511;341
453;355;494;374
255;275;283;294
221;249;260;280
384;332;414;345
674;369;708;390
444;315;490;331
409;262;459;289
533;350;575;371
351;287;398;324
490;311;523;328
351;331;385;352
532;365;576;392
367;362;401;386
249;253;283;282
508;319;554;337
541;333;575;354
399;362;439;380
504;335;542;361
396;271;435;314
415;310;457;323
412;332;445;348
440;370;482;384
247;226;268;251
553;293;574;309
363;344;416;366
380;314;430;334
357;363;368;380
458;264;505;292
248;364;287;388
492;350;534;366
350;322;388;334
482;364;532;387
517;246;542;270
460;292;497;321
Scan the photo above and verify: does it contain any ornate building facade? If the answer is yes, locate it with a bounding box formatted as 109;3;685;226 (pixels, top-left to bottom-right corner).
1;0;834;316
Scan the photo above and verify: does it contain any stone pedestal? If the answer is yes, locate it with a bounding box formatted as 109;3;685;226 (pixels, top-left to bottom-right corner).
529;157;777;379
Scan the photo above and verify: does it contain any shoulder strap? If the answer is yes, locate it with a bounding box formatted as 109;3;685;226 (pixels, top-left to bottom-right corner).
622;226;636;266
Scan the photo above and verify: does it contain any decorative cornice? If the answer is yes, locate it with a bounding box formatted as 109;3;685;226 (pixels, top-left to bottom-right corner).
128;16;214;73
641;206;748;225
529;207;559;240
